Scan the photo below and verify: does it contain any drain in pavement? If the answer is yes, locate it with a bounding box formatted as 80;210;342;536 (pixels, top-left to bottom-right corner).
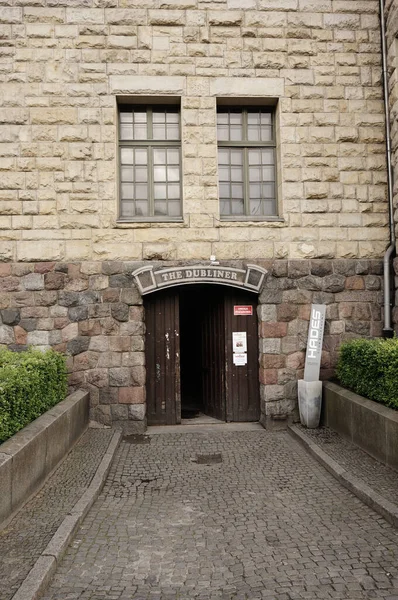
123;434;151;445
193;453;223;465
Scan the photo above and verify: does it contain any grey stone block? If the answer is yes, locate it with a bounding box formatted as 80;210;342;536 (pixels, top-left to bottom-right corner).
67;336;90;356
0;452;12;524
23;272;44;291
386;413;398;470
0;325;15;344
1;308;20;325
322;383;353;440
11;424;49;511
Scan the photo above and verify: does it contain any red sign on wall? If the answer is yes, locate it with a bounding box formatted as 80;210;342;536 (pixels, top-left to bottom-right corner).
234;305;253;316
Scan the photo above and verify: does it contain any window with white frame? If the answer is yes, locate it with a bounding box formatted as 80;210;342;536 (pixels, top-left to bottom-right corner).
217;107;277;218
118;105;182;220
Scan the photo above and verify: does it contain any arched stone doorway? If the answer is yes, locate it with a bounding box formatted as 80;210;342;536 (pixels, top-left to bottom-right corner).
144;283;260;426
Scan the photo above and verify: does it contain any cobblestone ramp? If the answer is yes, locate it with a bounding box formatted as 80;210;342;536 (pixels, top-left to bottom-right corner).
42;430;398;600
0;429;114;600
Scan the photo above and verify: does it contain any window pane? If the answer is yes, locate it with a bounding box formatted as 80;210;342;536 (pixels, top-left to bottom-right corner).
135;201;148;217
219;166;230;181
153;123;166;139
135;184;147;200
153;111;166;123
121;183;134;199
232;184;243;199
260;126;272;141
167;166;179;182
231;166;243;182
230;125;242;141
231;150;243;165
166;124;180;140
217;113;228;125
262;148;274;164
154;184;167;199
135;167;147;183
121;166;134;182
120;201;134;217
219;183;230;199
154;166;167;182
217;125;229;142
262;165;275;181
247;126;260;142
120;148;134;164
248;150;261;165
250;184;261;199
134;111;146;123
135;149;147;165
218;148;230;165
153;149;166;164
249;167;261;182
120;124;133;140
167;149;179;164
250;199;262;216
220;200;230;215
154;201;167;216
263;182;275;198
168;184;180;199
231;199;244;215
168;201;181;216
133;124;147;140
120;112;133;124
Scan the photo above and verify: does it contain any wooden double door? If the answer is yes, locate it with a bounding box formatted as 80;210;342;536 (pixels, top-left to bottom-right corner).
145;285;260;425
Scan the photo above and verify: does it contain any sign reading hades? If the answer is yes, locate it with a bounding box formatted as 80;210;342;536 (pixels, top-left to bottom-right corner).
132;264;267;295
304;304;326;382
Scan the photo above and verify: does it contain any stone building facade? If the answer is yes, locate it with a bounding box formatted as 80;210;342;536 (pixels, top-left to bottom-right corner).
0;0;390;429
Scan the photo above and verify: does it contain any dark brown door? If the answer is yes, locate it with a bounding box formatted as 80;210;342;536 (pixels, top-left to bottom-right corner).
145;285;259;425
202;288;226;420
145;289;181;425
224;291;260;422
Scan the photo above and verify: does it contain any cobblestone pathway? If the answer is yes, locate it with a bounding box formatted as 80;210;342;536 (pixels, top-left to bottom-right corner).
294;425;398;507
0;429;114;600
42;430;398;600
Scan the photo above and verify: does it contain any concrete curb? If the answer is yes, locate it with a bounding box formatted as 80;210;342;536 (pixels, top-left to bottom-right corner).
11;430;122;600
288;424;398;529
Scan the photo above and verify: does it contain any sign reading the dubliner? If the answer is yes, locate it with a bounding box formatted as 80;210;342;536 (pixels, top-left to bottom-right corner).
132;264;267;295
304;304;326;382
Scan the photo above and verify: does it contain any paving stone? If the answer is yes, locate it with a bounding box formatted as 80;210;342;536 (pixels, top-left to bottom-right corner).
40;430;398;600
0;429;114;600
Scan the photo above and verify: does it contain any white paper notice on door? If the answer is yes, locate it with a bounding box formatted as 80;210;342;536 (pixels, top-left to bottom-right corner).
232;331;247;353
233;353;247;366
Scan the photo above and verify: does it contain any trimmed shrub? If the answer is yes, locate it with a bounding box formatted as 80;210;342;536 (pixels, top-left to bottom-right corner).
337;337;398;410
0;348;67;443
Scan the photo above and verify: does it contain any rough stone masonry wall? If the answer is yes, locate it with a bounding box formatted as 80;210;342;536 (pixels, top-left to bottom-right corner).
0;0;389;262
0;258;383;426
385;0;398;329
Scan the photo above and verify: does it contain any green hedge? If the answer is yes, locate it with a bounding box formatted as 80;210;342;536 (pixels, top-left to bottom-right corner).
337;337;398;410
0;348;67;443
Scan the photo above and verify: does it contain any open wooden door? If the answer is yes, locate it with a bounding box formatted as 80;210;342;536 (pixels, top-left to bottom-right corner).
224;291;260;422
201;288;226;421
145;289;181;425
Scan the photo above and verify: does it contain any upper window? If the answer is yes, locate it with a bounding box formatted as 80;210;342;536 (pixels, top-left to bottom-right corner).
118;105;182;220
217;107;277;219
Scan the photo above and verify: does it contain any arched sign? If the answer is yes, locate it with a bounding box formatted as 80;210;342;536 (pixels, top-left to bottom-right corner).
132;264;267;295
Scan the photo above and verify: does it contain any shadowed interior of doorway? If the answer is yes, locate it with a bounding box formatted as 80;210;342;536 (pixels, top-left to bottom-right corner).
179;285;225;424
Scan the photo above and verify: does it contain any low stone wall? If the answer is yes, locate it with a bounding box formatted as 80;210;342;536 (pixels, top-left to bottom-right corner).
0;390;89;525
322;382;398;470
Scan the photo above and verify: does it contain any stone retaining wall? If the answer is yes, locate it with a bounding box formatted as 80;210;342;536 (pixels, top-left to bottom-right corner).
322;381;398;471
0;389;89;525
0;258;383;427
